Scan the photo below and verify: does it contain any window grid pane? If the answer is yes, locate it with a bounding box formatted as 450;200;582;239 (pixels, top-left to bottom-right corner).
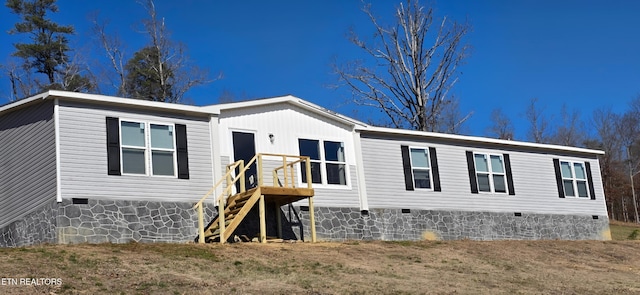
122;148;146;174
326;163;346;185
324;141;345;162
298;139;321;160
576;181;588;198
563;179;575;196
574;163;586;180
152;150;175;176
150;124;174;149
490;155;504;173
474;154;488;172
560;162;573;178
410;148;430;168
493;175;506;193
413;169;431;189
121;121;145;147
477;174;491;192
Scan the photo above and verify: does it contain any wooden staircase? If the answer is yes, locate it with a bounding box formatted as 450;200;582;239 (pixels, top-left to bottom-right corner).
201;188;261;243
194;154;316;244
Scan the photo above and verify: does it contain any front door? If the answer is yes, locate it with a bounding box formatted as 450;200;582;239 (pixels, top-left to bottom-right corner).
232;131;257;191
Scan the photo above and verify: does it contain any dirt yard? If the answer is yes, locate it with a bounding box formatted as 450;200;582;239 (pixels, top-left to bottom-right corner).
0;235;638;295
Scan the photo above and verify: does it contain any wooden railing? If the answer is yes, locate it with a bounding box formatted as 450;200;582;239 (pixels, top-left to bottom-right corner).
193;153;312;243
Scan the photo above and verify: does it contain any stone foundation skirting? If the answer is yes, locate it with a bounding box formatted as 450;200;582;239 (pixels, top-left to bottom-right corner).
291;207;610;241
0;200;610;247
0;200;58;247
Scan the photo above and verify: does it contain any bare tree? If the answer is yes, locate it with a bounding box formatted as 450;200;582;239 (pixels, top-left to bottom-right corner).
487;108;514;140
617;111;640;223
91;0;218;102
525;98;550;143
126;0;214;103
2;60;38;100
550;104;585;146
336;0;470;132
91;15;127;96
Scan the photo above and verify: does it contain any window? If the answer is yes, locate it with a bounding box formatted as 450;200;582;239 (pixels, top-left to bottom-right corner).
474;153;506;193
560;161;589;198
106;117;189;179
401;146;441;191
466;151;514;195
409;148;432;189
120;120;176;176
298;139;347;185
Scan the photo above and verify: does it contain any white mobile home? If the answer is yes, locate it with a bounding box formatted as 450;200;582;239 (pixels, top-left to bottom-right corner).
0;91;610;246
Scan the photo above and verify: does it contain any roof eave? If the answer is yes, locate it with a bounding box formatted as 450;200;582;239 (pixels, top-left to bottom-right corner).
357;126;605;156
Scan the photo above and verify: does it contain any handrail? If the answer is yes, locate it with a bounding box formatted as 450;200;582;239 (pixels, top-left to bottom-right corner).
194;153;312;243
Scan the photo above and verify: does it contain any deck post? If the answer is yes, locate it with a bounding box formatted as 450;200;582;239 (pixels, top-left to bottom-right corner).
275;202;282;238
258;154;264;186
308;196;316;242
259;194;266;243
239;160;245;193
197;204;205;244
218;197;226;244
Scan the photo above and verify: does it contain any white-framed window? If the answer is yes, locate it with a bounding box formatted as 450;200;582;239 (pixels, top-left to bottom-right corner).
409;148;432;189
298;138;347;186
560;161;589;198
120;120;176;177
474;153;507;193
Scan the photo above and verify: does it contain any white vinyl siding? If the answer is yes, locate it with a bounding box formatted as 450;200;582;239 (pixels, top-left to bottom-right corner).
57;101;214;202
360;134;607;216
218;103;360;207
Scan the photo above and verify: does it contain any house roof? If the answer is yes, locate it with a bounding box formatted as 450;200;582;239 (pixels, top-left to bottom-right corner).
202;95;367;128
1;91;604;156
357;125;605;155
0;90;217;116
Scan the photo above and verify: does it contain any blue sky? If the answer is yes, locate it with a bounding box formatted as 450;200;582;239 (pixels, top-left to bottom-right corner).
1;0;639;139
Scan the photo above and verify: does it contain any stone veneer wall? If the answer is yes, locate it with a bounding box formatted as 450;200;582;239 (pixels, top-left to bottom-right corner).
0;201;610;246
57;199;217;244
290;207;610;241
0;200;58;247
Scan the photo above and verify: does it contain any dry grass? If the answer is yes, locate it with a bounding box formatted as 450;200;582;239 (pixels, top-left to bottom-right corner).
0;226;639;294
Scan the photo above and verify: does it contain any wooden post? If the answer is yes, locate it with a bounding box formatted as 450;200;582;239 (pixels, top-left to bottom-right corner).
197;204;205;244
239;160;245;193
305;157;312;189
258;155;264;186
218;197;226;244
259;194;266;243
226;166;232;195
282;156;288;187
275;202;282;239
308;196;316;243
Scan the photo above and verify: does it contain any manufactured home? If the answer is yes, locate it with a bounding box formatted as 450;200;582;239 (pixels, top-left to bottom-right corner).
0;91;610;246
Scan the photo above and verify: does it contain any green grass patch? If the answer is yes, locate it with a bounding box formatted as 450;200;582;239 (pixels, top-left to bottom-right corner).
610;222;640;240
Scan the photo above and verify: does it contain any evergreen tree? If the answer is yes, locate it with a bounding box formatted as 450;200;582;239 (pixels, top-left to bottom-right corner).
6;0;74;85
124;46;174;101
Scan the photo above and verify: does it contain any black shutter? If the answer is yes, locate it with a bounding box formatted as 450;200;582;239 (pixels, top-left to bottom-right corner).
401;145;414;191
466;151;478;194
553;159;565;198
175;124;190;179
429;147;441;192
503;154;515;195
106;117;121;175
585;162;596;200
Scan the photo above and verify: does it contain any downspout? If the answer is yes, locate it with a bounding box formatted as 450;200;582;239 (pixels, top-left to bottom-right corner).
54;98;62;202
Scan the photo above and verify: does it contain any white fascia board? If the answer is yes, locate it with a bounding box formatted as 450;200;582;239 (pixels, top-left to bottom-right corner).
357;125;605;156
0;92;50;115
46;90;218;116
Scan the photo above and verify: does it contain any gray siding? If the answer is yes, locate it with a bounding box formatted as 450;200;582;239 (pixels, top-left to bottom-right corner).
0;101;57;227
361;134;608;216
58;101;214;202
